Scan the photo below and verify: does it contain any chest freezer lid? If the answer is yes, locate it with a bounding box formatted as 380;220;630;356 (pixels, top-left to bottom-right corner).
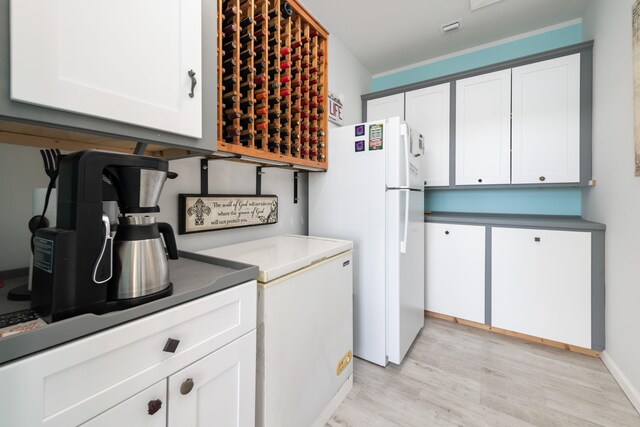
196;234;353;283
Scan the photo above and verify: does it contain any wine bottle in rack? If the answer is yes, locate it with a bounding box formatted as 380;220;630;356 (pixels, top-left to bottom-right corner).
267;8;279;19
255;106;268;115
223;40;238;53
223;58;239;69
268;36;281;47
226;127;241;138
223;23;238;35
239;99;255;108
240;32;255;43
268;111;281;119
318;130;325;137
240;112;255;121
318;153;326;161
280;128;291;137
225;109;242;120
268;141;281;152
240;129;254;139
301;147;309;156
280;47;292;56
255;75;267;84
255;13;268;23
240;81;256;92
280;115;290;124
318;142;326;148
240;66;256;78
239;16;254;26
223;5;238;18
239;116;255;126
255;28;269;38
223;95;239;105
239;49;255;61
268;95;282;103
268;127;281;136
280;75;291;83
281;1;293;18
255;122;268;131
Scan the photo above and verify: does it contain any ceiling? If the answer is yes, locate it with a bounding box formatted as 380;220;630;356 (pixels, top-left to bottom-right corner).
300;0;589;75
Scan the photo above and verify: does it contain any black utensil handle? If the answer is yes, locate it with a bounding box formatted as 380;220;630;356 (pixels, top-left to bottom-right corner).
158;222;179;260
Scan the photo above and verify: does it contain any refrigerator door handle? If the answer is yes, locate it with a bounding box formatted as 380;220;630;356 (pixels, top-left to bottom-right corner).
403;127;411;188
400;189;409;254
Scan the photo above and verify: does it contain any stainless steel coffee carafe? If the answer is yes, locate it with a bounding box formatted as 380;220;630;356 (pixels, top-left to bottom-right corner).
111;215;179;300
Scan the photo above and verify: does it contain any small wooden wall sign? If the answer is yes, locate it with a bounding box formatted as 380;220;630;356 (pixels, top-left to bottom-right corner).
178;194;278;234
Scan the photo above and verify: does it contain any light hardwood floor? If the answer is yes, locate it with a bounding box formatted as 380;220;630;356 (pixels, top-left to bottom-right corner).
327;318;640;427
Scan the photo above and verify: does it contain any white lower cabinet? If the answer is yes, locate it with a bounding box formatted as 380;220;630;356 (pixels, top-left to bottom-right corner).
425;222;485;323
0;281;257;427
492;227;591;348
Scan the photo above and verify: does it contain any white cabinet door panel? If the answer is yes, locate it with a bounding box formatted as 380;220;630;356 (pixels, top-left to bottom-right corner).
425;223;485;323
492;227;591;348
366;93;404;121
168;330;256;427
512;54;581;184
406;84;450;187
455;69;511;185
10;0;202;138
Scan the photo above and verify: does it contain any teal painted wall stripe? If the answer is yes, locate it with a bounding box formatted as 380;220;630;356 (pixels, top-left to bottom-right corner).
372;23;583;91
425;188;583;216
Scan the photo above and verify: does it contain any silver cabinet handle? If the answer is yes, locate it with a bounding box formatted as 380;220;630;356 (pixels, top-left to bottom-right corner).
188;70;197;98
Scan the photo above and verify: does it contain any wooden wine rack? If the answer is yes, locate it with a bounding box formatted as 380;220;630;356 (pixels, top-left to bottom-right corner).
217;0;329;169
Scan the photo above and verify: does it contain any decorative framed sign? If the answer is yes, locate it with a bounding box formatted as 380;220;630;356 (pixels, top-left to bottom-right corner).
178;194;278;234
328;92;344;126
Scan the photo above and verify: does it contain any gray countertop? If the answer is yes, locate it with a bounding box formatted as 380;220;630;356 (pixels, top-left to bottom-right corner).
424;212;606;231
0;251;259;366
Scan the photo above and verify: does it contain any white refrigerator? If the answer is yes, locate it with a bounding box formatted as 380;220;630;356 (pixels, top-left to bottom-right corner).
309;116;425;366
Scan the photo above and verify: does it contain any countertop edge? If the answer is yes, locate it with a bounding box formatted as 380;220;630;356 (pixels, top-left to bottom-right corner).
424;212;606;231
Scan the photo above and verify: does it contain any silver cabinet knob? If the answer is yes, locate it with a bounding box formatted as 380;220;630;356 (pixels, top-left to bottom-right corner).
539;176;546;182
180;378;194;395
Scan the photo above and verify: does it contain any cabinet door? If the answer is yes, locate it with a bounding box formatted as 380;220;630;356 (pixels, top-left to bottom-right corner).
425;223;485;323
406;84;450;187
366;93;405;121
455;70;511;185
168;330;256;427
10;0;202;138
81;381;166;427
492;227;591;348
511;54;581;184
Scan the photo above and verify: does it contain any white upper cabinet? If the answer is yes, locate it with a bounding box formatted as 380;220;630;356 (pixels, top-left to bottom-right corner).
455;69;512;185
367;93;405;122
406;83;450;187
511;54;581;184
10;0;203;138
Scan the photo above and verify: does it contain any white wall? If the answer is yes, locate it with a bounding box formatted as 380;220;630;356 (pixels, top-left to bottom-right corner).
299;0;372;129
0;144;50;271
327;34;372;128
582;0;640;411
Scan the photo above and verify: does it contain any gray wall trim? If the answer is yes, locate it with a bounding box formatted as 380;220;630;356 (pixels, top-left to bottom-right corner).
361;99;367;122
427;182;587;190
362;41;594;101
580;48;594;187
0;267;28;279
0;0;216;153
484;226;492;326
591;230;605;351
449;82;456;186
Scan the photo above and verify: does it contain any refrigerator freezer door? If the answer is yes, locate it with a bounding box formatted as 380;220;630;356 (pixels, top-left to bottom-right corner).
386;189;425;365
385;118;424;190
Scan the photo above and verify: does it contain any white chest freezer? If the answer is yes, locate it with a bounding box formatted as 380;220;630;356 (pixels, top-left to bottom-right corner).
198;234;354;427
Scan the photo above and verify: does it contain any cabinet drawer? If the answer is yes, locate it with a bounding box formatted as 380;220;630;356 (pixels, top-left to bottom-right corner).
492;228;591;348
0;280;256;427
